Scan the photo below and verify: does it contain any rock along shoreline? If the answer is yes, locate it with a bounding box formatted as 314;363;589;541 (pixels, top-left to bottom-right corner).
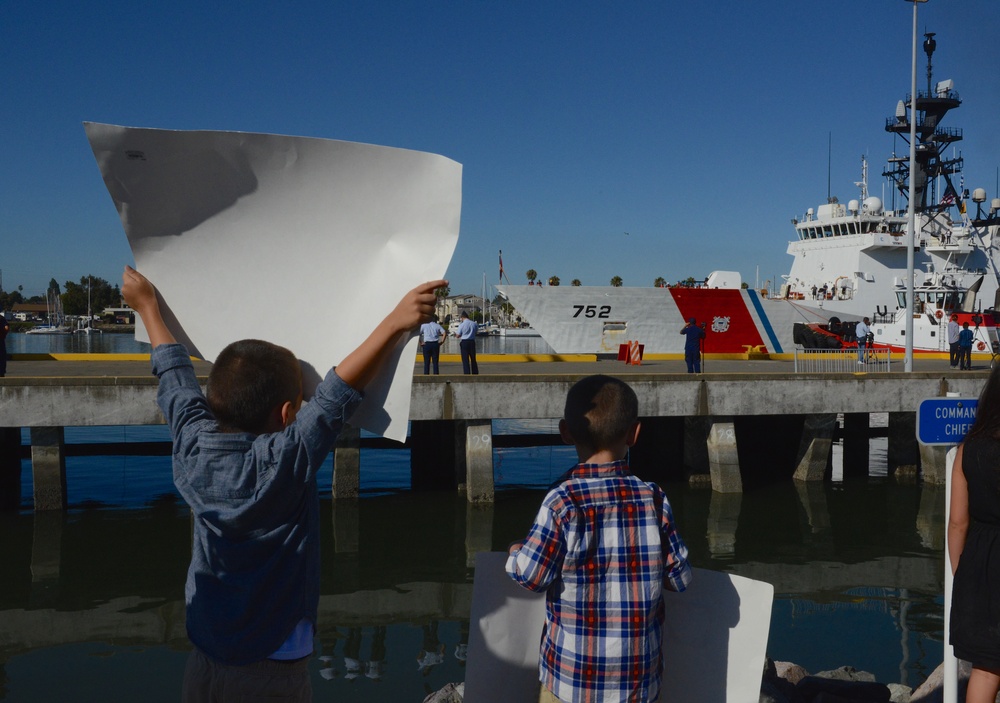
423;657;987;703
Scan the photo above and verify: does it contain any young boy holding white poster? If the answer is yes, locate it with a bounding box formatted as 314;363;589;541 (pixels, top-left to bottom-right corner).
505;374;692;703
122;265;445;702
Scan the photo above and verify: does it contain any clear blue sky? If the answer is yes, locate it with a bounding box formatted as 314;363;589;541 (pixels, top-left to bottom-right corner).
3;1;998;299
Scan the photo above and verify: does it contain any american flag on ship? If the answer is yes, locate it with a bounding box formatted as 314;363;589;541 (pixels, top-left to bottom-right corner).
941;182;959;206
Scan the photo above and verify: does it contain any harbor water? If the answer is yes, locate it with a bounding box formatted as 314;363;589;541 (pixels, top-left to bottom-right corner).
3;330;556;357
0;334;946;701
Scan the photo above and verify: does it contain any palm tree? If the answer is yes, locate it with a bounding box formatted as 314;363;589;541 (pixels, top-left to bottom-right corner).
434;285;450;319
548;276;560;287
526;269;537;285
610;276;623;287
571;279;582;287
654;277;667;288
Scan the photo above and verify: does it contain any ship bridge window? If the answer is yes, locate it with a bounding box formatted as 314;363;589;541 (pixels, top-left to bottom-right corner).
896;291;966;311
823;226;833;237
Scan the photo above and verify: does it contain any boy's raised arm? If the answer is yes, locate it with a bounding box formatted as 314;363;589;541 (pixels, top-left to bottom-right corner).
336;279;447;391
122;265;176;349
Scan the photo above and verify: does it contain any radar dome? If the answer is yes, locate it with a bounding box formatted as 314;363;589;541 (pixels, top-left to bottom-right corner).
862;197;883;214
848;199;860;213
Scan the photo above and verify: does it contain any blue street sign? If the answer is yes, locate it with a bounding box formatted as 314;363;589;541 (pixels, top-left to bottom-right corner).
917;397;978;445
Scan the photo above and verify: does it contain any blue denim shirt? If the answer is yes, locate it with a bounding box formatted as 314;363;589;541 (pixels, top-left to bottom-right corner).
152;343;362;665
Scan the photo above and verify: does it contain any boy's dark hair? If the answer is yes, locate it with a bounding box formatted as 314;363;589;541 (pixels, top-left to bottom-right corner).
207;339;302;434
563;375;638;452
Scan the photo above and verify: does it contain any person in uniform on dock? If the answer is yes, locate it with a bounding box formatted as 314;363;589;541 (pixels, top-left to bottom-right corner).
948;364;1000;702
856;317;872;364
680;317;705;373
122;265;444;703
948;313;961;368
959;321;974;370
455;310;479;375
420;314;446;375
506;375;692;703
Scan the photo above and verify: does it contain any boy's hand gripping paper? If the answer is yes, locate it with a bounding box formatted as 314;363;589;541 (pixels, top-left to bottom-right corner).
84;123;461;442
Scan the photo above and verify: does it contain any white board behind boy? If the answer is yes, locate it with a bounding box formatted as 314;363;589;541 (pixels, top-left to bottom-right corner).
465;552;774;703
85;123;461;442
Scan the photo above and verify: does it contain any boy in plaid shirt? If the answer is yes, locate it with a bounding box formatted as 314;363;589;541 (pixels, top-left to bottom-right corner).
506;375;692;703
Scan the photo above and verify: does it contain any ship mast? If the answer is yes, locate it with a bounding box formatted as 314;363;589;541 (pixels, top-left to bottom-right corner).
883;32;964;214
854;155;868;202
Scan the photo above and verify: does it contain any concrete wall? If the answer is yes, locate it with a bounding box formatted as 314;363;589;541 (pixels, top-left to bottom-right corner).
0;372;983;427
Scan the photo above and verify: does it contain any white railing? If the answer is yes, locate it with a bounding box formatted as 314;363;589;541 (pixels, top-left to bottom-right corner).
793;347;892;373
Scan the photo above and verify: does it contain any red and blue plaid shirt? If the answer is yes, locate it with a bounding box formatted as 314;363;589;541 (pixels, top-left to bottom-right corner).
505;461;691;703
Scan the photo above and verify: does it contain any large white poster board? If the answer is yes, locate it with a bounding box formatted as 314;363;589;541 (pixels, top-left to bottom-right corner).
85;123;461;441
465;552;774;703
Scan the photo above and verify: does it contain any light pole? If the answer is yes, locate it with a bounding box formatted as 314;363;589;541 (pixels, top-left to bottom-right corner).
904;0;928;372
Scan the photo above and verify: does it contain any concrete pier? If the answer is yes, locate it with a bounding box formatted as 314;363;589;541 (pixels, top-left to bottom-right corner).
0;357;987;508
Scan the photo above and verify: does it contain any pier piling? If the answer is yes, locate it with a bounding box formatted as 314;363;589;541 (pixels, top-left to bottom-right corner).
888;412;923;478
793;414;837;482
842;414;870;479
410;420;462;491
464;421;494;503
706;419;741;493
29;427;66;511
0;427;21;510
333;424;361;499
631;417;686;483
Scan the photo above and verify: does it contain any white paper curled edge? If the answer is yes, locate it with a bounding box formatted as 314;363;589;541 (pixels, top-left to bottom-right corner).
85;122;461;441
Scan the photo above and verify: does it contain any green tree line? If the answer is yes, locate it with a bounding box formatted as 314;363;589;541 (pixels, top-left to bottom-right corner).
1;276;121;316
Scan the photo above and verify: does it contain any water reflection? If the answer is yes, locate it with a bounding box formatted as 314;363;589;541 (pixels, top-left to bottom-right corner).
0;479;945;701
6;332;151;356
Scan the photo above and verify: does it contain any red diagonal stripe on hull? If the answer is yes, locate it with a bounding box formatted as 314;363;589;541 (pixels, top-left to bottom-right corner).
669;288;766;353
